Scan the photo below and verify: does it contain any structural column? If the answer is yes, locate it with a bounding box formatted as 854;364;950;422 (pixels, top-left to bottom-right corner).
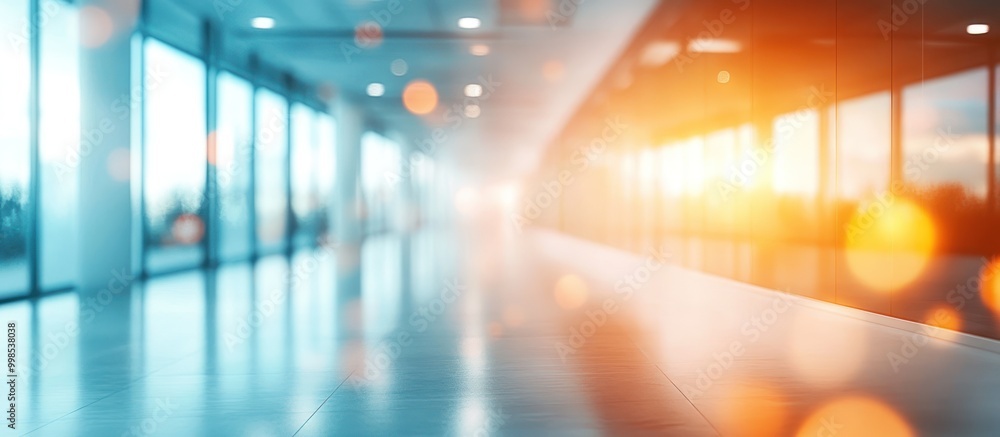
332;96;365;244
77;0;136;295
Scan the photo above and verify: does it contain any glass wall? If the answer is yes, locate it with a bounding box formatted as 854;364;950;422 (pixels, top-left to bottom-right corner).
291;103;318;246
0;2;342;299
216;72;254;261
0;0;31;298
315;114;337;240
143;38;208;273
361;132;402;234
550;0;1000;340
255;88;289;254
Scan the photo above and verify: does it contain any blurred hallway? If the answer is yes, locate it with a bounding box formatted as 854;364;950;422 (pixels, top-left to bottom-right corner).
6;229;999;436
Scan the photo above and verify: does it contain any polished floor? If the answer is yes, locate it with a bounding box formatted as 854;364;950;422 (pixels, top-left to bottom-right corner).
5;229;1000;436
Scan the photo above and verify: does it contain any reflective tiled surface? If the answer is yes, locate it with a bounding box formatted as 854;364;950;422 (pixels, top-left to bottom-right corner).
5;230;1000;436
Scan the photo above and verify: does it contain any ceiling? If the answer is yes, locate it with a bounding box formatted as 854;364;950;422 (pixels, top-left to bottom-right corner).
148;0;661;182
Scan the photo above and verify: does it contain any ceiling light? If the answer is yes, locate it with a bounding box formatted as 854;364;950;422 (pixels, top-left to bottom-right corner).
470;44;490;56
639;41;680;67
366;83;385;97
464;83;483;98
687;39;741;54
967;24;989;35
458;17;481;29
251;17;275;29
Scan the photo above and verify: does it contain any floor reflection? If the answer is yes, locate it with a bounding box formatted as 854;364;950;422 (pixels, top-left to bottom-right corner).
5;229;1000;436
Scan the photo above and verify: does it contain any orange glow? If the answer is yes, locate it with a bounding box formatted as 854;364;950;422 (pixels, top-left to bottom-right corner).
403;80;439;115
796;396;914;437
489;322;504;338
787;312;868;387
80;6;114;48
354;21;383;48
844;199;936;293
980;258;1000;315
206;131;218;166
923;305;961;337
715;385;787;437
503;306;525;328
517;0;549;21
542;60;566;83
554;274;588;310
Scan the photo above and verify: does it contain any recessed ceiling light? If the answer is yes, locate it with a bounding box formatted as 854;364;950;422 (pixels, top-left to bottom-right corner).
251;17;275;29
458;17;481;29
464;83;483;98
366;83;385;97
687;38;741;53
967;24;989;35
470;44;490;56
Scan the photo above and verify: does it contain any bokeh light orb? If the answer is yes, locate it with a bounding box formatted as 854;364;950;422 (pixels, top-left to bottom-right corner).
844;199;936;292
716;385;787;437
796;396;914;437
354;21;383;48
402;80;439;115
80;6;114;48
980;258;1000;316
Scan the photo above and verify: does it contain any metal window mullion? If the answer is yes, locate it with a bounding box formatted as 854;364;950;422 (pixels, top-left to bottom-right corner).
203;19;218;268
27;0;41;296
248;54;259;261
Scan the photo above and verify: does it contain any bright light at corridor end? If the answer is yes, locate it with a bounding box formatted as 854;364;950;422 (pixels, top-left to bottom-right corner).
967;24;990;34
469;44;490;56
251;17;275;29
458;17;482;29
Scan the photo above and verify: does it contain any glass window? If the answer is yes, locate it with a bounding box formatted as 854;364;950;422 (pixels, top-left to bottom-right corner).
291;103;317;246
0;0;32;297
255;88;289;253
361;132;401;233
903;68;990;197
836;92;891;199
216;72;254;261
772;110;820;196
143;38;207;273
315;113;336;239
39;1;80;290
